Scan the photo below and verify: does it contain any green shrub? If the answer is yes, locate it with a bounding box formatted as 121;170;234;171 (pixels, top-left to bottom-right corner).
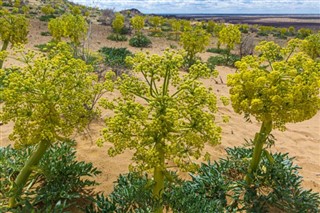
86;172;181;212
170;147;320;212
207;47;229;55
297;28;313;39
129;33;152;47
149;30;164;37
169;44;177;49
86;173;158;212
161;25;171;32
39;14;55;22
86;147;319;212
2;2;11;6
0;142;101;212
207;55;226;70
207;54;240;68
239;24;249;33
98;47;133;68
107;33;127;41
40;31;51;36
119;26;131;35
34;42;56;52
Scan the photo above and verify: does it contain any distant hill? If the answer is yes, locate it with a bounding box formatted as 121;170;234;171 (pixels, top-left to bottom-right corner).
120;8;143;16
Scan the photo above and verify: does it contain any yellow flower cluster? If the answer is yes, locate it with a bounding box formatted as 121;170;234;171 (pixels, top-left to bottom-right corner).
227;40;320;130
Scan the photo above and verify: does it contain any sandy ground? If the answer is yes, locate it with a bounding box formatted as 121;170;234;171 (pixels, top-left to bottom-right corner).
0;18;319;196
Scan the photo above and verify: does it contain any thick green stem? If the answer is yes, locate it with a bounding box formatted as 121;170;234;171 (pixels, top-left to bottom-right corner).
245;120;272;185
153;143;165;213
0;40;9;69
8;140;50;208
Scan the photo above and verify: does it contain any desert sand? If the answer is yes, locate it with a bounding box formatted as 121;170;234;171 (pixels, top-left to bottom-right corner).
0;18;319;196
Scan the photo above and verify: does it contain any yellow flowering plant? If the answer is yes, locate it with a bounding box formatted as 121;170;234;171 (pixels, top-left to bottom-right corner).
1;43;98;207
0;9;28;68
227;40;320;184
99;50;221;212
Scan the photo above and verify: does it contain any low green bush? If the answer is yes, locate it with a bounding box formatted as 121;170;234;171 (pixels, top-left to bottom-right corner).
207;47;230;55
86;147;319;212
34;42;56;52
169;147;320;212
86;172;181;212
207;54;240;68
296;28;313;39
107;33;127;41
0;142;101;212
149;30;165;37
39;14;55;22
207;55;225;70
98;47;133;68
129;33;152;47
40;31;51;36
119;26;131;35
161;25;171;32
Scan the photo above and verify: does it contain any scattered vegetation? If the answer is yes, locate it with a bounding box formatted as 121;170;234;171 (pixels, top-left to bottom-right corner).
0;3;319;212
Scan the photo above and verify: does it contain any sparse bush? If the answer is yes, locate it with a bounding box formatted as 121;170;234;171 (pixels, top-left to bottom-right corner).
180;27;211;67
206;20;215;34
219;25;241;54
257;25;274;36
40;31;51;36
0;11;29;68
273;27;288;39
207;47;229;55
130;15;145;34
39;14;55;22
107;33;127;41
168;19;181;40
239;24;249;33
98;47;133;68
41;5;55;15
207;55;226;69
34;41;56;52
119;26;131;35
302;33;320;59
288;26;296;36
207;54;240;68
297;28;312;39
129;33;152;47
112;12;125;34
148;16;164;37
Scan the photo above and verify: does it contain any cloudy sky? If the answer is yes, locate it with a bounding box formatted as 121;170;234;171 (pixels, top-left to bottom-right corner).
70;0;320;14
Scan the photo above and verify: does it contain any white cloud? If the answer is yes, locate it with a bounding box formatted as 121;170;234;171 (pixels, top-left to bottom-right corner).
69;0;320;14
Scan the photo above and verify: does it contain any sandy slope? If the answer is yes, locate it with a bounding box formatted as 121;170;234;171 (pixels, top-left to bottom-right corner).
0;18;319;195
